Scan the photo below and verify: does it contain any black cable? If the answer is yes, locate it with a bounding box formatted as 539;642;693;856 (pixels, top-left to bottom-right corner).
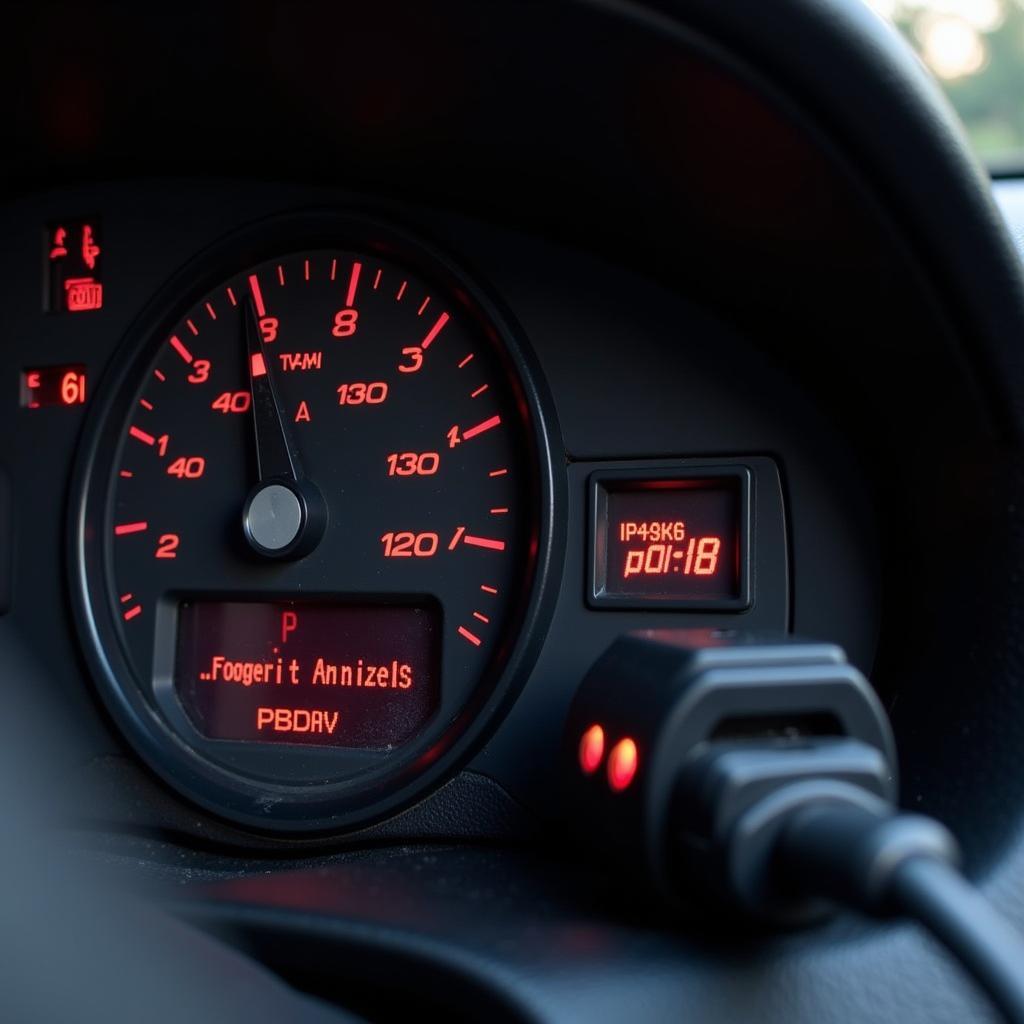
769;795;1024;1024
889;857;1024;1024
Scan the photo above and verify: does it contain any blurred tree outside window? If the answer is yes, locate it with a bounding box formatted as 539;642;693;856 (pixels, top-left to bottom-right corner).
864;0;1024;171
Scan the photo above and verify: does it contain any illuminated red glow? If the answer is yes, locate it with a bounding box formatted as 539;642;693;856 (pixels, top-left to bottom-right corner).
21;366;87;408
480;585;498;595
462;414;501;440
417;296;431;316
129;425;155;446
457;353;474;369
421;312;450;350
47;224;103;312
114;521;148;536
607;738;639;791
458;625;482;646
64;277;102;311
601;481;741;601
81;225;100;270
622;536;722;579
248;274;266;317
49;226;68;260
250;352;267;377
186;319;199;336
471;384;489;399
169;335;193;364
345;261;362;308
463;535;506;551
122;605;142;621
578;724;605;774
257;707;340;735
396;280;407;301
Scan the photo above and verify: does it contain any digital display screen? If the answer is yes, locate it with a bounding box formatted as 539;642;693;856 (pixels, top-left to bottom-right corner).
20;365;88;409
591;473;748;607
174;601;440;747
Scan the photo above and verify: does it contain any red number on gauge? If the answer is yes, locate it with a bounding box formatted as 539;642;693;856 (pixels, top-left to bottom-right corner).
381;531;439;557
386;452;440;477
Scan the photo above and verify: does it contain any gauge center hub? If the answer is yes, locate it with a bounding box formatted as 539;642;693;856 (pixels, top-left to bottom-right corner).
244;482;304;553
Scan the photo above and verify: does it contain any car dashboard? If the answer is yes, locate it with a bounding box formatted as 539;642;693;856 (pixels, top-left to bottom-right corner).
6;3;1024;1023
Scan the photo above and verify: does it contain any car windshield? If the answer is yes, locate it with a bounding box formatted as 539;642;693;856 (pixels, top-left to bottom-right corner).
865;0;1024;171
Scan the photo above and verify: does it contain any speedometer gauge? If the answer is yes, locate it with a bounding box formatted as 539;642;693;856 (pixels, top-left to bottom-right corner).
72;213;558;833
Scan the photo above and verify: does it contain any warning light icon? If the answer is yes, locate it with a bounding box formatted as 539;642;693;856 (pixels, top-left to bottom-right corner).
64;277;103;312
45;220;103;313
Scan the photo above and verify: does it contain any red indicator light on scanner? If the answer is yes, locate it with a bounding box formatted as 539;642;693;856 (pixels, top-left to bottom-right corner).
607;738;638;791
579;724;605;774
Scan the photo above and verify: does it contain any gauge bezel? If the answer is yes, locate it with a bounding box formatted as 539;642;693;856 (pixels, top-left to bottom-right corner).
69;209;563;834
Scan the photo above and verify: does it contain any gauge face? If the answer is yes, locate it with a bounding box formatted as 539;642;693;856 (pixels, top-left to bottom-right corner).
73;215;555;832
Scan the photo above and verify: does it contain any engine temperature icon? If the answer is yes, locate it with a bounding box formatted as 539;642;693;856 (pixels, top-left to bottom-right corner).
45;220;103;313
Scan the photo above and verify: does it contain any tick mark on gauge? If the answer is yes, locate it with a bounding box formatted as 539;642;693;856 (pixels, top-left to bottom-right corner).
304;258;310;281
464;535;506;551
490;508;508;515
122;605;143;622
277;264;286;286
470;384;489;399
448;525;466;550
119;593;133;603
169;335;193;364
205;302;217;320
417;296;431;316
458;625;482;647
346;261;361;307
330;258;337;281
421;312;450;350
226;286;238;307
462;414;501;440
373;268;382;290
186;319;199;336
114;521;148;536
481;585;498;595
119;470;133;478
139;398;154;411
472;611;490;624
248;274;266;316
489;468;508;478
129;425;155;446
396;280;407;301
153;369;166;382
457;353;474;369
